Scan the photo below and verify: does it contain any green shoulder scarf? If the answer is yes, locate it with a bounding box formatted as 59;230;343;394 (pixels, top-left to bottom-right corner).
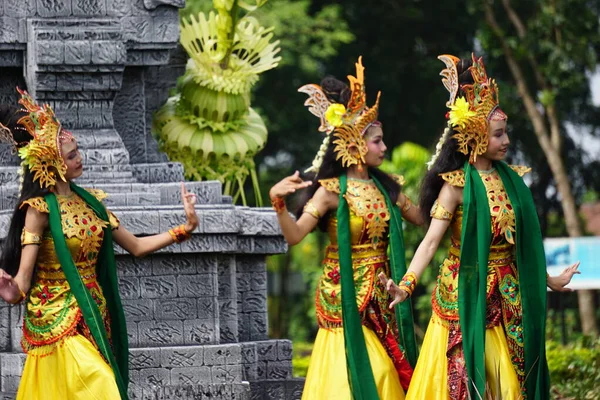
337;174;417;400
45;183;129;400
459;161;549;399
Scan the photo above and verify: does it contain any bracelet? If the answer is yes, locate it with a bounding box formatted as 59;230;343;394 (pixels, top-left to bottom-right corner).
271;197;286;215
168;224;192;243
397;271;417;298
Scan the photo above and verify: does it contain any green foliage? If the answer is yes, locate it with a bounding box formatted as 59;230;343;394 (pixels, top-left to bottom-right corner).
546;339;600;399
291;341;314;377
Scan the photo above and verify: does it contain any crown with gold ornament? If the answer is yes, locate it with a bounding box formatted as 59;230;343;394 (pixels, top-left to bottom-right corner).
437;53;506;164
298;56;381;173
13;87;74;188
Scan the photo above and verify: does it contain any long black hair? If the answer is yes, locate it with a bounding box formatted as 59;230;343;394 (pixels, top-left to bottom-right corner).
0;104;49;277
293;76;401;231
419;58;474;222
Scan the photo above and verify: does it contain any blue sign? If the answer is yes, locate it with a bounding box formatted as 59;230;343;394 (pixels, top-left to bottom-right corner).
544;237;600;290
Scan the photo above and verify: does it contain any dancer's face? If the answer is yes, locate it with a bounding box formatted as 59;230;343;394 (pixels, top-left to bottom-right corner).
364;125;387;167
484;120;510;161
61;140;83;180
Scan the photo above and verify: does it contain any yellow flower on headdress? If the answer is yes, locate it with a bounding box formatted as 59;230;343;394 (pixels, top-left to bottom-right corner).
325;103;346;127
448;96;476;128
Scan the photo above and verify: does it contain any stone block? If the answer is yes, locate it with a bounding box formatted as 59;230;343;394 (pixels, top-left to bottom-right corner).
177;274;216;298
118;210;159;234
4;0;28;17
122;17;153;43
219;319;238;344
264;381;286;400
212;365;242;384
242;291;267;314
266;361;292;380
248;312;268;341
137;367;170;387
118;276;141;299
196;297;217;320
140;275;178;299
127;321;139;347
117;255;151;277
72;0;107;16
170;366;211;386
36;0;72;17
0;17;19;42
106;0;131;17
160;346;203;368
130;347;161;369
277;340;293;361
154;298;197;320
56;73;83;91
138;320;184;347
184;319;217;345
152;255;197;276
64;41;92;64
256;341;278;362
91;41;126;64
123;298;154;321
153;16;179;43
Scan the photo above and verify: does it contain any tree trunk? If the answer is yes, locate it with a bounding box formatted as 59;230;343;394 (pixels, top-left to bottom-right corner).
485;1;598;336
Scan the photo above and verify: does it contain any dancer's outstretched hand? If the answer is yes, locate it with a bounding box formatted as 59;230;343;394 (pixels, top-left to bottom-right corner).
378;272;408;308
269;171;312;200
547;261;581;292
181;182;199;234
0;269;22;304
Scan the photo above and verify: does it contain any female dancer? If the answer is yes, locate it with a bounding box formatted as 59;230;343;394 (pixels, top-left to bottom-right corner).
0;89;198;400
270;57;423;400
380;54;579;400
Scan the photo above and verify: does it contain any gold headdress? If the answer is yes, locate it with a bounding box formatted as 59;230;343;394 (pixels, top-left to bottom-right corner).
437;53;506;164
14;88;74;188
299;56;381;173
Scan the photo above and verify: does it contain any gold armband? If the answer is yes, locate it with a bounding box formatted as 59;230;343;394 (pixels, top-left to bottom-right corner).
168;224;192;243
303;200;321;220
21;228;42;247
430;200;453;221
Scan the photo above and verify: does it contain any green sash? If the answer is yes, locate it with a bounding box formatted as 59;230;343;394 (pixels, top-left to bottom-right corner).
458;161;549;399
337;174;417;399
45;183;129;400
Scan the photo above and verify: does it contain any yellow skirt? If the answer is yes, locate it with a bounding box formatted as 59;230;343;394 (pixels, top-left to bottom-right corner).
302;326;405;400
17;334;121;400
406;314;520;400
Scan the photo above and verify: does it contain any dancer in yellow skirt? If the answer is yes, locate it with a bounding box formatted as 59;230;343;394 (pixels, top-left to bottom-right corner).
0;90;199;399
270;58;424;400
380;54;580;400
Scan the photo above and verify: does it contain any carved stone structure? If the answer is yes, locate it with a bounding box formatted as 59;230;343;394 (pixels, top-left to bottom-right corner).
0;1;302;398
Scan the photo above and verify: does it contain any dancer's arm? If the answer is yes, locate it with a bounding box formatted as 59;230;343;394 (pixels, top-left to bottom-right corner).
270;171;335;246
380;182;461;307
0;207;47;302
398;193;424;226
113;183;198;257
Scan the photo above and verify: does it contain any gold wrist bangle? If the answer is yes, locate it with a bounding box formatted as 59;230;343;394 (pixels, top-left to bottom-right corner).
397;271;417;298
168;224;191;243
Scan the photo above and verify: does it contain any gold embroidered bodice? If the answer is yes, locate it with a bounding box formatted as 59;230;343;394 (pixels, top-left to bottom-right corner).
315;176;405;328
20;190;119;349
431;166;530;322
